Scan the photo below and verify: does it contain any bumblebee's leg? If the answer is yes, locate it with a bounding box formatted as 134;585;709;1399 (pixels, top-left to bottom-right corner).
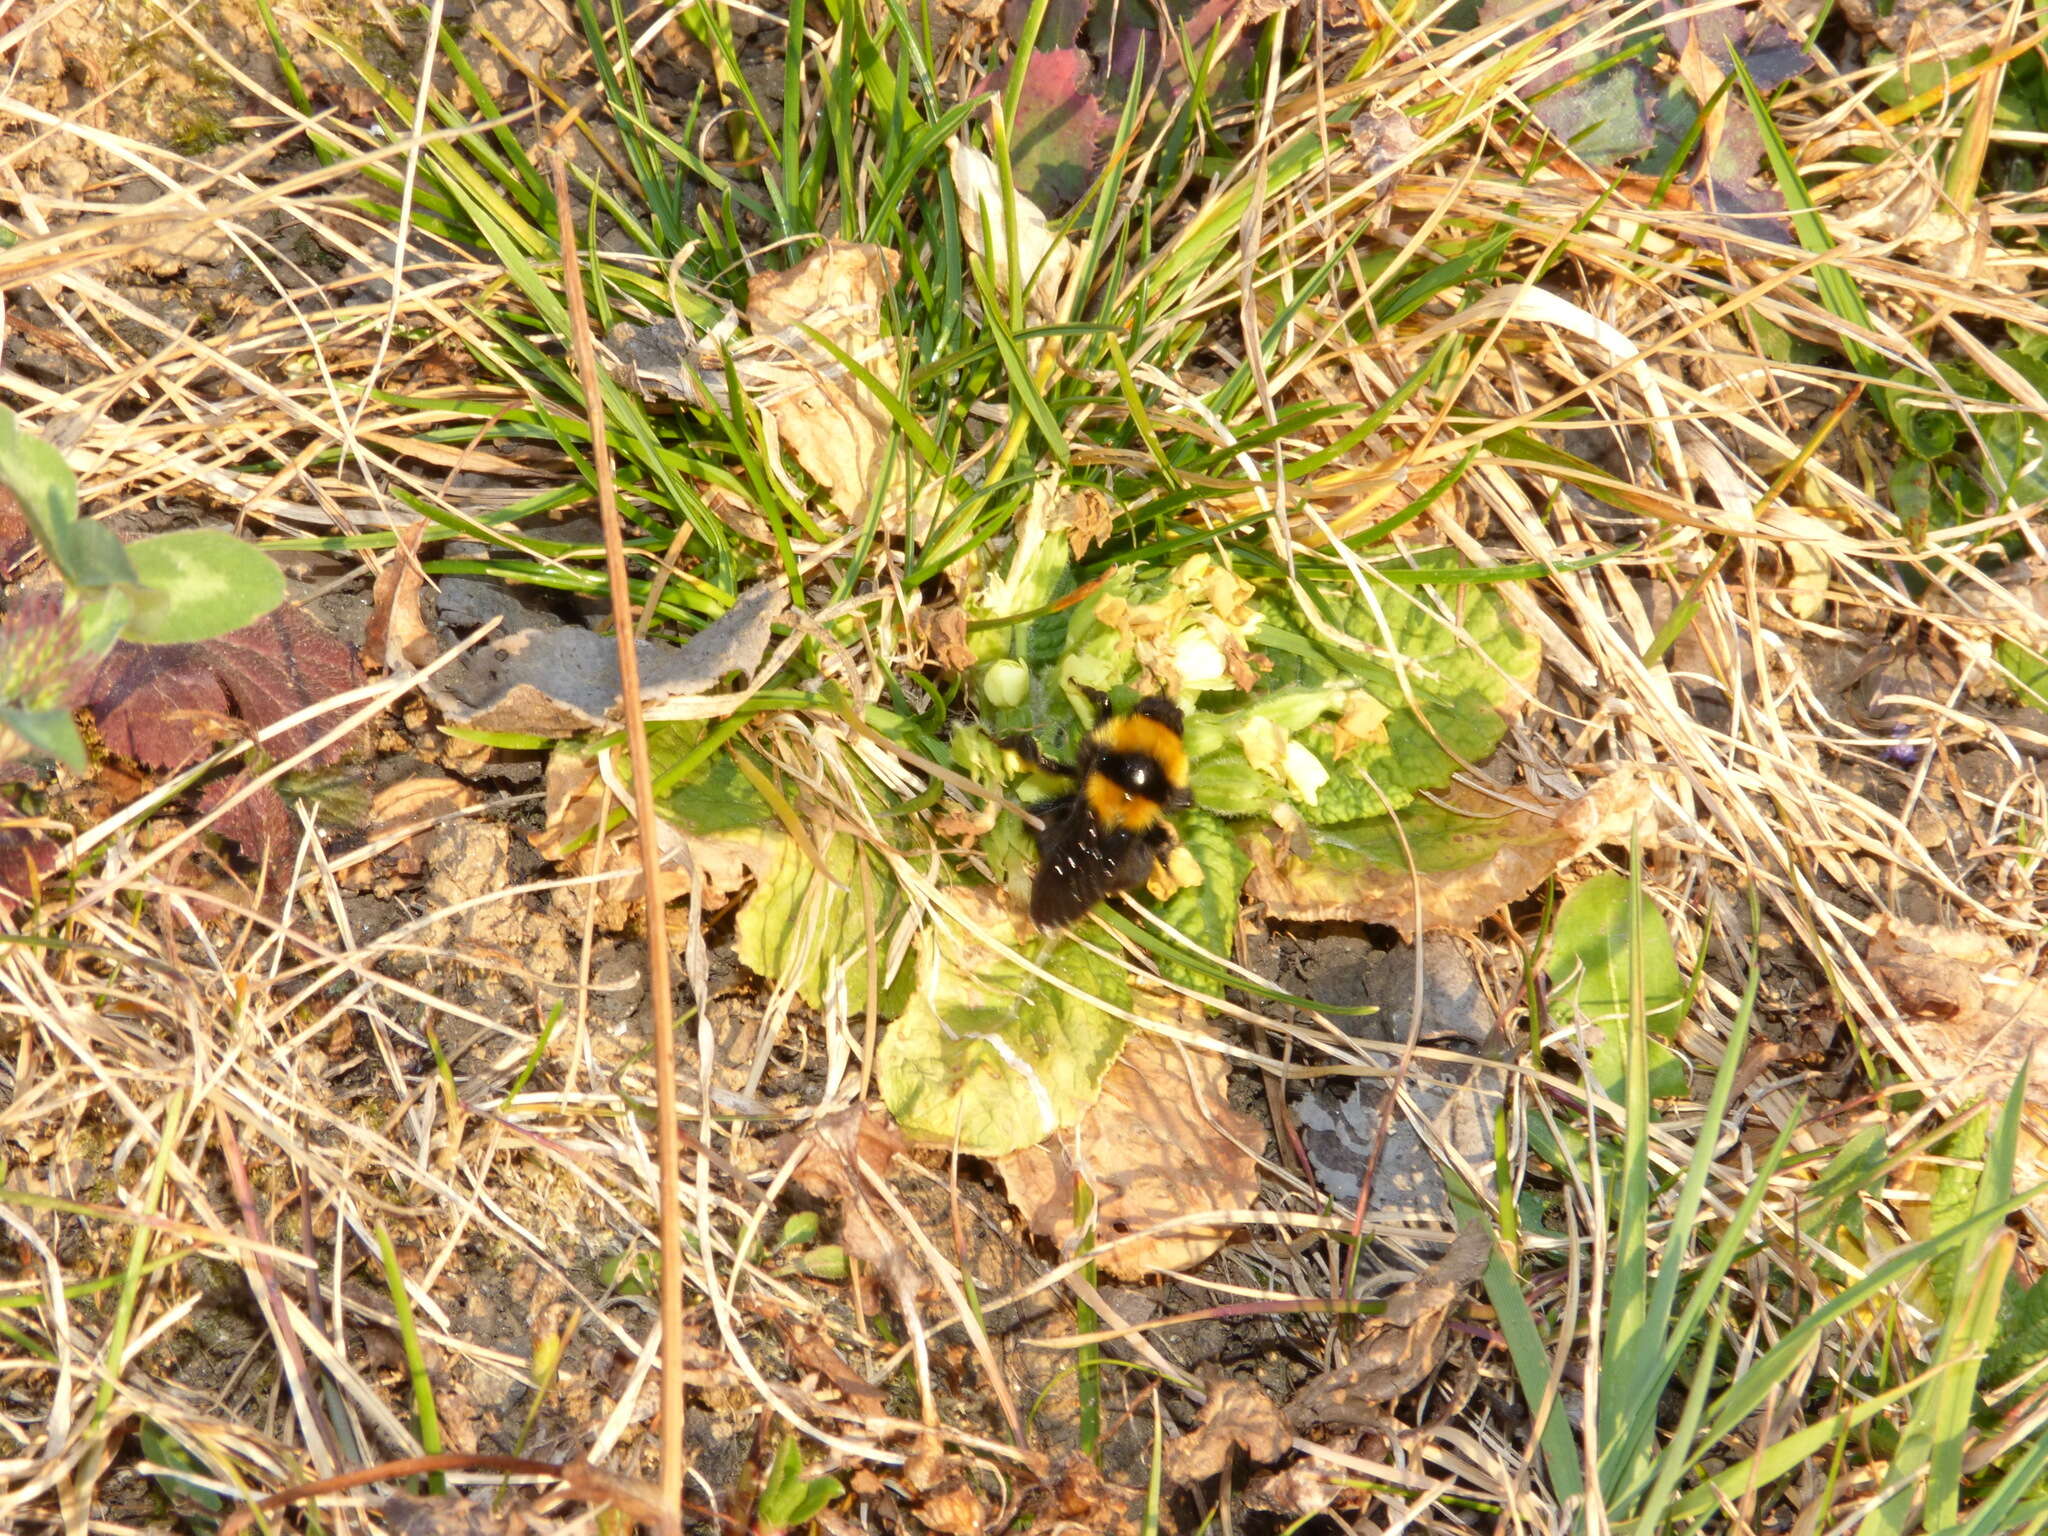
997;735;1076;779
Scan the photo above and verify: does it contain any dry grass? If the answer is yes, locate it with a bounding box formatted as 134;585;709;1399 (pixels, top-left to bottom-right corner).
3;0;2048;1531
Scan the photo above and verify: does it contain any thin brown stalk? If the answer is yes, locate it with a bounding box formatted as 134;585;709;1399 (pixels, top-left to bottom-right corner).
547;151;687;1534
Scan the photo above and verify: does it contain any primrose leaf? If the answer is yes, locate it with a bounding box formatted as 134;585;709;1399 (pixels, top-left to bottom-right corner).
1154;810;1250;989
1655;1;1809;90
1003;48;1115;210
1693;102;1795;246
646;723;772;833
757;1437;843;1533
138;1418;226;1514
877;894;1131;1155
123;530;287;644
1002;0;1092;46
735;831;910;1015
1545;873;1689;1099
0;822;62;913
1997;638;2048;710
1243;563;1539;825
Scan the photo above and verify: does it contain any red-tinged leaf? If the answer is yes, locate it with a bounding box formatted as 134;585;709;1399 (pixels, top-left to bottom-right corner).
85;605;366;772
0;822;61;913
0;484;34;581
1003;48;1114;210
196;774;296;866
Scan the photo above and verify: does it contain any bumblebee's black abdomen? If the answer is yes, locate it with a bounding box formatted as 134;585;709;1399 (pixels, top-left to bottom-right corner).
1027;793;1172;928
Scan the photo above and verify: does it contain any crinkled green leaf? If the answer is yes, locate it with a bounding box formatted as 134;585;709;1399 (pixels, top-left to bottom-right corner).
1479;0;1656;162
877;917;1130;1154
954;725;1038;882
1546;873;1688;1099
1988;1266;2048;1386
0;406;136;590
966;478;1079;665
123;530;286;644
734;831;910;1015
1237;565;1538;825
1154;809;1249;989
1186;752;1274;816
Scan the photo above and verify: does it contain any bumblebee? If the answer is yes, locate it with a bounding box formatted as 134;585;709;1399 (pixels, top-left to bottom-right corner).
1003;692;1192;928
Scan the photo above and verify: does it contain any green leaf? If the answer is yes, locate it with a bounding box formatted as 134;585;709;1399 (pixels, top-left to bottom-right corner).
1996;637;2048;710
0;406;136;590
877;914;1131;1155
122;531;286;644
647;723;772;832
734;831;910;1015
1243;565;1540;825
0;706;86;773
138;1418;225;1512
1988;1265;2048;1385
1153;810;1250;988
1546;873;1689;1099
757;1436;843;1532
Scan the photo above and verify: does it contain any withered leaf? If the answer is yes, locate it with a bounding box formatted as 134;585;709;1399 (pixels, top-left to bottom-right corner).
1285;1223;1491;1427
86;605;365;771
0;822;61;912
1869;915;2048;1217
1164;1377;1292;1484
1246;770;1655;938
995;1014;1262;1279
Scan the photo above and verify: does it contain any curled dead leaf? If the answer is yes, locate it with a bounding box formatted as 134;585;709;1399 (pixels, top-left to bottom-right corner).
950;141;1072;322
915;603;976;673
1285;1223;1490;1428
1163;1377;1292;1484
784;1103;915;1285
1247;769;1658;938
746;242;916;533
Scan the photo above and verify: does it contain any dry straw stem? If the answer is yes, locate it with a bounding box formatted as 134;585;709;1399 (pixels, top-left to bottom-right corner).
547;150;687;1532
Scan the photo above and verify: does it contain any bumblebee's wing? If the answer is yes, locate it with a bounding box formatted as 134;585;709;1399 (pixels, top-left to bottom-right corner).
1030;800;1125;928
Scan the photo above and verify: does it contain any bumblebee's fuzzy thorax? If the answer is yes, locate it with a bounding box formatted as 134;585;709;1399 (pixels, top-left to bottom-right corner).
1004;692;1193;929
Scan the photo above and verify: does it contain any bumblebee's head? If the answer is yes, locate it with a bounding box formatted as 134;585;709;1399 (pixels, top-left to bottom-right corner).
1131;694;1185;736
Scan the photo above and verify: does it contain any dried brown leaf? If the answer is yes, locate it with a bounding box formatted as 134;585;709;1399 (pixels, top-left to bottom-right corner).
747;242;912;532
785;1103;912;1273
1163;1377;1291;1483
365;522;435;673
1246;769;1657;937
994;1014;1262;1278
1285;1224;1490;1427
1869;916;2048;1212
